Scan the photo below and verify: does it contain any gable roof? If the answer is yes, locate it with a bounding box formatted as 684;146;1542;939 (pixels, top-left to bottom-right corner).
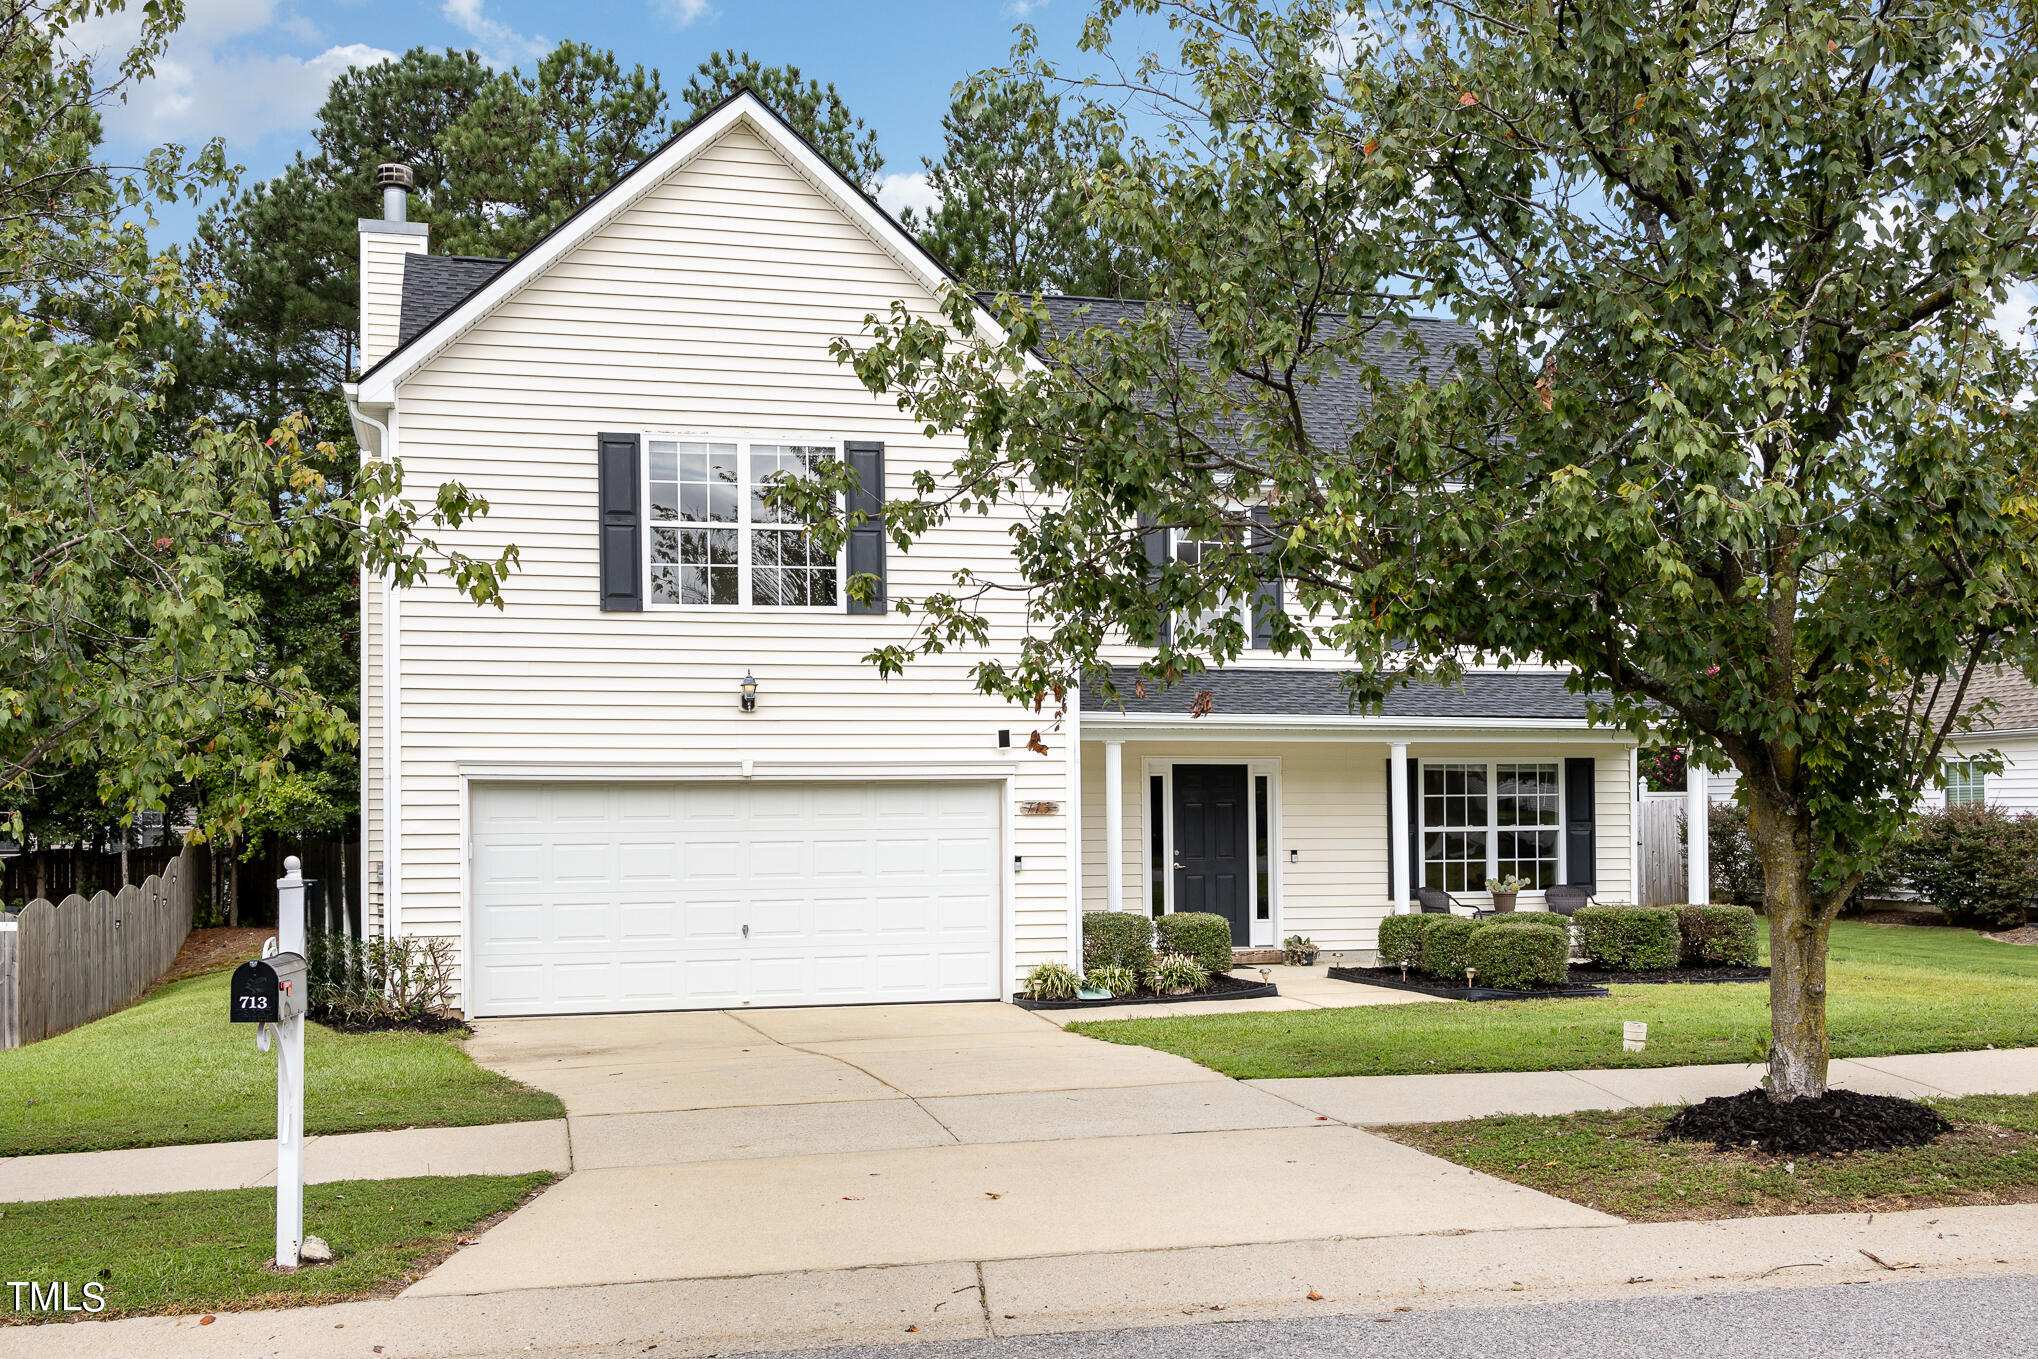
1950;663;2038;733
399;254;508;348
355;89;1030;405
1082;665;1598;723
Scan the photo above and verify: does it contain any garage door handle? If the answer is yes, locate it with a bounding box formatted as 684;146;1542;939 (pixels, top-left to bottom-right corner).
742;923;749;939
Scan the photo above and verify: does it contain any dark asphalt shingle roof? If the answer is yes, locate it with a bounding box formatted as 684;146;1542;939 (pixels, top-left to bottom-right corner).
1082;666;1597;720
999;294;1483;455
399;254;510;347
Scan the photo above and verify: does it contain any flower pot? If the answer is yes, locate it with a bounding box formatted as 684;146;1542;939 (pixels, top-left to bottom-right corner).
1491;891;1519;912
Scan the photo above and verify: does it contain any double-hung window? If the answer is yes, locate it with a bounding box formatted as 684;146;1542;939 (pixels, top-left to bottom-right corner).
1421;759;1562;891
1944;760;1987;808
1172;528;1263;645
647;439;840;608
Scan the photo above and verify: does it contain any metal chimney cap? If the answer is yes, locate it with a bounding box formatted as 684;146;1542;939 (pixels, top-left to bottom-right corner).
375;163;414;191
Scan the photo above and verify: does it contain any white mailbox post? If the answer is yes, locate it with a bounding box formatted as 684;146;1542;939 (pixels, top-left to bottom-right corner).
274;856;306;1268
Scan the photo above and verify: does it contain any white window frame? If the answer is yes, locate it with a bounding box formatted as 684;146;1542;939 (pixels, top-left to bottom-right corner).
640;431;847;612
1415;758;1566;897
1944;760;1987;808
1170;527;1267;649
1139;756;1283;949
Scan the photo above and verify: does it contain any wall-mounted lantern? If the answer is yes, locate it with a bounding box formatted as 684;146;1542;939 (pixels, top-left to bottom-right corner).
739;670;759;713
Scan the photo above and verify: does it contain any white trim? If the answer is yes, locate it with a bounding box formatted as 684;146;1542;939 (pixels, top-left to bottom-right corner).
1138;755;1283;945
355;94;1040;405
456;759;1023;781
1413;756;1566;899
1084;714;1628;738
639;432;847;612
1065;702;1083;972
1001;774;1018;1001
1104;739;1125;917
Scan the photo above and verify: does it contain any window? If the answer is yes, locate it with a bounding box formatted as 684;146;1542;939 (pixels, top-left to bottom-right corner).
1254;774;1270;919
647;439;839;607
1171;528;1276;646
1945;761;1987;808
1149;775;1167;917
1421;760;1562;892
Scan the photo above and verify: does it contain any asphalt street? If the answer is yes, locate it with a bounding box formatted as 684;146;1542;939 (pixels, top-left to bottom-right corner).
762;1274;2038;1359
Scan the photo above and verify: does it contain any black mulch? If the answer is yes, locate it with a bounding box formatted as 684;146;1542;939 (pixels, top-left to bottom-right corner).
1327;966;1608;1001
313;1011;472;1035
1659;1087;1953;1156
1571;964;1770;985
1014;971;1278;1011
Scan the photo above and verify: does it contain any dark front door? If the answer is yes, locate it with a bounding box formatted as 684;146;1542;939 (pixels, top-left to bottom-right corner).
1172;764;1251;945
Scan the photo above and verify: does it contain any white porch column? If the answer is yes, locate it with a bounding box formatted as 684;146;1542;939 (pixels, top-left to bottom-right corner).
1104;739;1126;915
1686;761;1710;905
1389;741;1411;914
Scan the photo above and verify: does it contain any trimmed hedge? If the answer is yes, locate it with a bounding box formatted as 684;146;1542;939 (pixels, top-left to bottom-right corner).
1677;904;1759;967
1574;906;1682;971
1083;911;1155;974
1155;911;1235;977
1895;805;2038;931
1418;915;1479;981
1467;921;1571;989
1483;910;1570;934
1376;913;1433;967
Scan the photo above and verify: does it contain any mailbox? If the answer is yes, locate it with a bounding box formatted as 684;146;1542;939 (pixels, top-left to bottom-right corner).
230;953;307;1024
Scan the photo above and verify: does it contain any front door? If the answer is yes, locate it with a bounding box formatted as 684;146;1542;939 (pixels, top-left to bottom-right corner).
1172;764;1251;945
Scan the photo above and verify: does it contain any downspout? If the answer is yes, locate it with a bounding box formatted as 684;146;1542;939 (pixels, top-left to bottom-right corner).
349;401;401;944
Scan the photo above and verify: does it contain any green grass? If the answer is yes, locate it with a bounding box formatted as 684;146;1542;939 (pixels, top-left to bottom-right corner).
1067;921;2038;1079
0;1174;553;1322
0;971;565;1155
1382;1094;2038;1222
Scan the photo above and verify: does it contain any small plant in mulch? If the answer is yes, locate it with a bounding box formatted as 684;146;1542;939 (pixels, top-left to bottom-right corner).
1023;960;1082;1001
1659;1088;1953;1156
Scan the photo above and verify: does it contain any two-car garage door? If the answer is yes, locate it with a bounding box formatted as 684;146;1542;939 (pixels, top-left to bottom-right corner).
469;781;1002;1016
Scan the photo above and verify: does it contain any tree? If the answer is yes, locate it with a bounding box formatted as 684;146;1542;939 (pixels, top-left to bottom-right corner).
681;50;884;188
909;74;1145;297
0;2;517;842
799;0;2038;1102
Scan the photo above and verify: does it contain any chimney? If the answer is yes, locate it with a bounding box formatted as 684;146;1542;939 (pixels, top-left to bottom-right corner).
358;162;428;371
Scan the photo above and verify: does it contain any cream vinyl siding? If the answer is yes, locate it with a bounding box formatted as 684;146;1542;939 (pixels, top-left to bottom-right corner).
371;122;1072;1004
1081;737;1635;954
360;570;384;931
358;226;427;370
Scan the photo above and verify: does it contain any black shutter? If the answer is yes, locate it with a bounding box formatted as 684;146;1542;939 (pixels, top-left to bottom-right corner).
1386;758;1421;905
1564;757;1597;889
1251;505;1283;649
597;432;642;611
1137;510;1171;645
844;441;886;615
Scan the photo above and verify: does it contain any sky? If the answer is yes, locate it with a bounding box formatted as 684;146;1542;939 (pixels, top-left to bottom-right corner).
88;0;1108;245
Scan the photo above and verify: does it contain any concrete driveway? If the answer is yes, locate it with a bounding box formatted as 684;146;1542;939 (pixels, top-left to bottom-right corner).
426;998;1612;1296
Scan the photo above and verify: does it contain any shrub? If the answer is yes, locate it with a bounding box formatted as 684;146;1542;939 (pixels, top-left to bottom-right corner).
1574;906;1682;971
1677;904;1760;966
1418;915;1479;981
306;929;459;1030
1023;960;1081;1001
1482;910;1569;934
1708;802;1766;907
1467;920;1571;989
1376;913;1434;967
1146;951;1209;995
1282;933;1319;965
1084;962;1138;997
1896;806;2038;931
1155;911;1235;977
1084;910;1155;974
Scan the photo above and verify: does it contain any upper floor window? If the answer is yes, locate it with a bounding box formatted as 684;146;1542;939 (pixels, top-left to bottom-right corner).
647;439;840;608
1172;528;1258;644
1944;760;1987;808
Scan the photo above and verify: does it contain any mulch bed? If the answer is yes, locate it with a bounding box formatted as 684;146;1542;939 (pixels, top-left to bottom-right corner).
1327;966;1608;1002
1986;924;2038;946
1571;964;1770;985
313;1011;472;1035
1660;1087;1953;1156
1014;972;1278;1010
156;926;272;984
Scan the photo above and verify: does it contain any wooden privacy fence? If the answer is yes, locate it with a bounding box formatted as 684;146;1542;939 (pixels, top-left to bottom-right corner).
1637;793;1688;907
0;846;196;1048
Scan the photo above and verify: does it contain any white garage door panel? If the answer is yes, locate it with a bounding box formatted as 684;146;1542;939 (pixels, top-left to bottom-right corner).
470;781;1001;1016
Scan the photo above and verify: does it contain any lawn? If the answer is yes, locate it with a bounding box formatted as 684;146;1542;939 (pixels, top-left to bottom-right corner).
0;970;565;1156
1066;921;2038;1079
0;1174;553;1322
1380;1094;2038;1222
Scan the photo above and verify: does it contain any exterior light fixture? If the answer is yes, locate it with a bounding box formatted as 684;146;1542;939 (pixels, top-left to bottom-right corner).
739;670;759;713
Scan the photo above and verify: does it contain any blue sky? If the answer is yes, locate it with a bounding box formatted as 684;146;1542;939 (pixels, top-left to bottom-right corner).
92;0;1111;244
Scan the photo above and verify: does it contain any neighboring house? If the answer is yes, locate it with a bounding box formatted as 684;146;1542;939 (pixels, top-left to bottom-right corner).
1701;664;2038;812
344;92;1639;1018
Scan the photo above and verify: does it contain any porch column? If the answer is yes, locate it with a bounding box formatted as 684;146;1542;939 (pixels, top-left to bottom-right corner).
1686;760;1710;905
1389;741;1410;914
1104;739;1126;914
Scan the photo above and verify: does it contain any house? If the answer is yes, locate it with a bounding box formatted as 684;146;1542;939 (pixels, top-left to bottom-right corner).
344;92;1639;1018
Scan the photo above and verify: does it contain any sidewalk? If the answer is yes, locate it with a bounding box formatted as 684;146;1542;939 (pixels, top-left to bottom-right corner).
10;1200;2038;1359
0;1119;569;1203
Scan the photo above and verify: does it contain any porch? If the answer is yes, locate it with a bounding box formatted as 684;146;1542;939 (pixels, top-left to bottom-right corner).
1077;667;1640;961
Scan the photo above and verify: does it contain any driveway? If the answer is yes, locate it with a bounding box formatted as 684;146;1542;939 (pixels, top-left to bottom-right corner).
425;998;1611;1295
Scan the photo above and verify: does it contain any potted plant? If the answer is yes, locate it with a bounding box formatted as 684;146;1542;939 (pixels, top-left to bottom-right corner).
1282;933;1319;965
1487;875;1528;912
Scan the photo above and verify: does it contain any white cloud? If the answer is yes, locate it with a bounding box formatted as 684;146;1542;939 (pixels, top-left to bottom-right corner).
654;0;716;27
1994;281;2038;354
442;0;549;66
1004;0;1049;15
876;171;940;221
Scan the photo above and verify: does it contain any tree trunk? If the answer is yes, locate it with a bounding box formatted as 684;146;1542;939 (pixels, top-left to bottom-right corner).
228;841;241;928
1746;785;1832;1101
